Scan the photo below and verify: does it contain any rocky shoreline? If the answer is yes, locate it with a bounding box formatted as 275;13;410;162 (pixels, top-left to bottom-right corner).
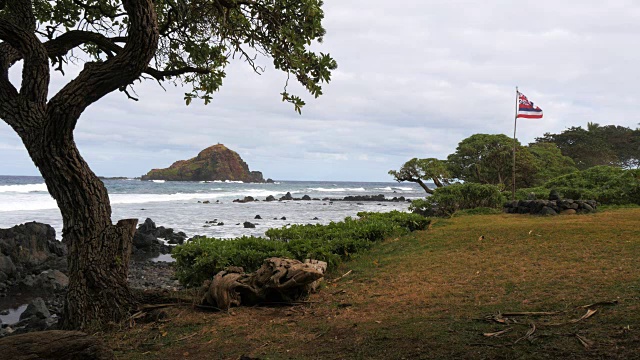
232;192;411;203
0;221;181;338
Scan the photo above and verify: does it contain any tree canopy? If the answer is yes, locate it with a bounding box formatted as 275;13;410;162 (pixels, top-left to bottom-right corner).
446;134;539;189
535;124;640;170
3;0;336;113
0;0;336;330
393;134;580;193
388;157;451;194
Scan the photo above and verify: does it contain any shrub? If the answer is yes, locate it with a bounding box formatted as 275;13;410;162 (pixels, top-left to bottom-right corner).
173;236;292;287
517;166;640;205
173;211;431;287
410;183;506;217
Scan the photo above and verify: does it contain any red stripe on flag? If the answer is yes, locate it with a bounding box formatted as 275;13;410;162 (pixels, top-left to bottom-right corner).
517;114;543;119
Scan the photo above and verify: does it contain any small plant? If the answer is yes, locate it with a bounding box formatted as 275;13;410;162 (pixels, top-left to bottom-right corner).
173;211;431;287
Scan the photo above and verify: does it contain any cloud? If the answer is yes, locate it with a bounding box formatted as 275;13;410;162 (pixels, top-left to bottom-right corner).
2;0;640;181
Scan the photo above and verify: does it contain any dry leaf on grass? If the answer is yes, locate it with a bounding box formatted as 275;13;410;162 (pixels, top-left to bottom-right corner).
575;334;593;348
483;328;512;337
514;323;536;344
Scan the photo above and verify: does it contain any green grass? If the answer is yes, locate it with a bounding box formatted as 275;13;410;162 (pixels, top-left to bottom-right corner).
107;208;640;359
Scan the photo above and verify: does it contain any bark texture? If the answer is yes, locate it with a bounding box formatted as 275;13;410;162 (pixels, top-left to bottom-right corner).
202;258;327;310
0;330;114;360
0;0;160;330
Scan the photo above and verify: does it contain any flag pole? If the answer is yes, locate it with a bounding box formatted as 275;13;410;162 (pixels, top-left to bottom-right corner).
512;87;519;201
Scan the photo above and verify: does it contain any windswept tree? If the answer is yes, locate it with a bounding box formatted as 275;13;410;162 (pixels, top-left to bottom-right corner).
388;158;451;194
0;0;336;330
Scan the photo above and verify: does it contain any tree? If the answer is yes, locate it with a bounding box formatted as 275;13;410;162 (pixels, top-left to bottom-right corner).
535;126;617;169
0;0;336;330
447;134;538;190
527;142;578;185
388;158;451;194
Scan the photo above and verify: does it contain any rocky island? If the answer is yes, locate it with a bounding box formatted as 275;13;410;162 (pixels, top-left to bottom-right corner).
141;144;268;182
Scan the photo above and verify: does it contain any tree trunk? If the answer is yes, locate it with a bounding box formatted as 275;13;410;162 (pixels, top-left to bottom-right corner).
415;179;434;194
22;130;138;330
202;258;327;310
0;330;114;360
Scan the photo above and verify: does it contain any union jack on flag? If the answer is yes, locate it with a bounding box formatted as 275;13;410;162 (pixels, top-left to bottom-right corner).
517;92;543;119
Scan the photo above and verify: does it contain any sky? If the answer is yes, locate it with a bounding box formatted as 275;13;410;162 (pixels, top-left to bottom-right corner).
1;0;639;182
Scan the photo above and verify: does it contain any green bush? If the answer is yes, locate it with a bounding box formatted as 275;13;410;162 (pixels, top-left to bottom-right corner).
173;211;431;287
172;236;293;287
517;166;640;205
410;183;506;217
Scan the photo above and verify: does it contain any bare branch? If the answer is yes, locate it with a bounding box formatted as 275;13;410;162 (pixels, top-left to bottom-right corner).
145;66;211;80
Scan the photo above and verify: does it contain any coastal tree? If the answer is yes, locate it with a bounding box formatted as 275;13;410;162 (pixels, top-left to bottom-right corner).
0;0;336;330
535;126;619;169
388;158;451;194
447;134;538;190
527;142;578;184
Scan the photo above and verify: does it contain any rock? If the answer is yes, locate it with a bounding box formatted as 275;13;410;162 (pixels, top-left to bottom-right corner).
131;218;173;255
234;196;255;203
34;270;69;291
20;274;35;288
0;255;16;277
560;209;577;215
138;218;156;233
266;178;275;183
243;222;256;229
312;217;319;220
203;200;210;204
217;222;224;226
280;192;294;201
548;189;561;201
583;203;594;212
539;206;558;216
132;232;155;248
141;144;266;183
343;194;386;202
254;215;262;219
265;195;276;202
0;222;66;274
301;195;311;201
20;298;50;320
280;217;287;221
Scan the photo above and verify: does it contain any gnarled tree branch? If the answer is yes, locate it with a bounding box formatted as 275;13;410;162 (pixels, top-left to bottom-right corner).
46;0;160;132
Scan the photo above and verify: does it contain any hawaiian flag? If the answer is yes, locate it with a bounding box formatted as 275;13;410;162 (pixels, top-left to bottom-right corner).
517;92;543;119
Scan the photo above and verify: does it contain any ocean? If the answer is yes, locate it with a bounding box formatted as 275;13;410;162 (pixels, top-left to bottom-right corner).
0;176;426;240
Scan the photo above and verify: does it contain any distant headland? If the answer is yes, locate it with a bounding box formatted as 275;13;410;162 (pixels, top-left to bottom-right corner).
141;144;271;183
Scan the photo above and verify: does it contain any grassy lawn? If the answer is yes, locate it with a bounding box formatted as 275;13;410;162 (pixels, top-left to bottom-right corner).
106;209;640;359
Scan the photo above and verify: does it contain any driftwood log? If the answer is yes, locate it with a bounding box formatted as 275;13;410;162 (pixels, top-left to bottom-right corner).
202;258;327;309
0;330;114;360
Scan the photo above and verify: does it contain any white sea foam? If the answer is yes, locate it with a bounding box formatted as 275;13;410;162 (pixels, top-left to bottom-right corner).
0;183;48;193
306;187;367;192
0;188;289;212
0;193;57;211
151;180;165;183
375;186;414;191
